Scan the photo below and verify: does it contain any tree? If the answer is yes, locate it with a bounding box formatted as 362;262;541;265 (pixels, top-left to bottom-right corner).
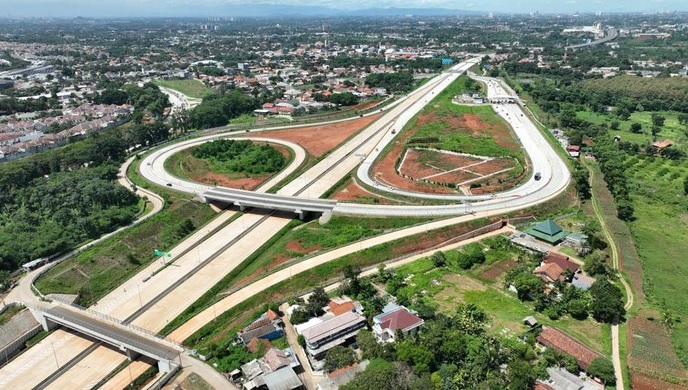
651;113;666;127
357;330;395;360
616;199;635;221
432;251;446;267
629;122;643;134
330;92;359;106
609;120;620;130
572;165;591;199
513;273;544;301
567;299;589;320
307;286;330;315
584;250;610;277
589;279;626;323
453;303;489;335
324;346;356;372
396;341;435;374
507;360;536;390
341;359;397;390
587;357;616;385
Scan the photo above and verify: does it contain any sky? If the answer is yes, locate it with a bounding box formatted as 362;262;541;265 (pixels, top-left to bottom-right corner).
2;0;687;17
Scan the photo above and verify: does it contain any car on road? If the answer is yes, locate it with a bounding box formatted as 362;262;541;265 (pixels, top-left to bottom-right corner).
534;172;542;181
166;183;173;187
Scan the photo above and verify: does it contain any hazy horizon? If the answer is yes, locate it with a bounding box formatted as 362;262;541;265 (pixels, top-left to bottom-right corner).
2;0;687;18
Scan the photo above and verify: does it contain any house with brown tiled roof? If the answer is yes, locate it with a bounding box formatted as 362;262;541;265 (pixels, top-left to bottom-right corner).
237;310;284;345
372;303;424;343
536;327;603;370
534;262;565;283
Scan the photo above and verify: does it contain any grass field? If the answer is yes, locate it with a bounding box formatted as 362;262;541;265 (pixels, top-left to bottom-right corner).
390;242;611;355
577;111;688;150
404;76;524;162
153;79;212;99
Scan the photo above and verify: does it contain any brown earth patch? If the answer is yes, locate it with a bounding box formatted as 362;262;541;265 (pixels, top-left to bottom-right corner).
398;149;446;179
330;180;396;205
631;374;688;390
351;100;380;111
480;259;518;280
426;170;479;185
197;172;266;190
257;114;382;157
469;158;517;176
286;241;321;255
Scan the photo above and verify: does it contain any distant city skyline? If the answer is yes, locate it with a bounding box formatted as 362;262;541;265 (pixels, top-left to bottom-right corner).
3;0;687;17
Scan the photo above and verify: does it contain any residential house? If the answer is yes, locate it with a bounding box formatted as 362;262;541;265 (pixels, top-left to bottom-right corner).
300;311;366;358
572;273;596;290
372;303;424;343
537;327;603;370
240;347;302;390
534;253;580;283
316;361;370;390
237;310;284;346
537;367;603;390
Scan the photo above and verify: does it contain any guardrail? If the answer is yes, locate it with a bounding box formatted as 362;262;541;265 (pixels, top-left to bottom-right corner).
49;298;182;351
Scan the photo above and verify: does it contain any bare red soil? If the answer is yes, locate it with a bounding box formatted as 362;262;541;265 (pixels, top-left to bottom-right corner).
258;114;382;157
330;180;396;205
479;259;518;280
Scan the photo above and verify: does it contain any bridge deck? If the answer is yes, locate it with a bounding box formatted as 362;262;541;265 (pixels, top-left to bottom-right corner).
45;306;179;361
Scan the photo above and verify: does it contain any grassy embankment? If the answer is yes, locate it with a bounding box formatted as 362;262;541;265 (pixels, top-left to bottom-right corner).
152;79;212;99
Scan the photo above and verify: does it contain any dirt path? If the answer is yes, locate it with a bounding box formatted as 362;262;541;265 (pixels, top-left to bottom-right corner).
587;162;633;390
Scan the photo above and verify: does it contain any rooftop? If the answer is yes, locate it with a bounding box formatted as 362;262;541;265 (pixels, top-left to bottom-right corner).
301;311;366;345
537;327;603;370
374;307;424;332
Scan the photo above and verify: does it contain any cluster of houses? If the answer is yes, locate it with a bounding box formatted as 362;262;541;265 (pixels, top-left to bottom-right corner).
0;103;131;162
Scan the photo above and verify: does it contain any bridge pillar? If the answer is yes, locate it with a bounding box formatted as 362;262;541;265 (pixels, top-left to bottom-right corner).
236;203;246;212
295;209;305;220
125;349;141;361
28;308;59;332
158;359;174;373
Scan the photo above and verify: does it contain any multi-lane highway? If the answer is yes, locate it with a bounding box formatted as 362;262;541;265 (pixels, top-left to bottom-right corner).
1;56;571;389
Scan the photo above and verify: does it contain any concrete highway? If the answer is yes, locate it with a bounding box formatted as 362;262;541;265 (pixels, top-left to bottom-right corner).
1;56;571;389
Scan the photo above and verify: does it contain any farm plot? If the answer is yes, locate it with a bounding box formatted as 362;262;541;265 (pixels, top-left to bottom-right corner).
628;316;688;387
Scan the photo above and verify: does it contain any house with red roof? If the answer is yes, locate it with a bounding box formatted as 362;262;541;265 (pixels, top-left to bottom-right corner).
372;303;424;343
536;327;603;370
534;252;580;283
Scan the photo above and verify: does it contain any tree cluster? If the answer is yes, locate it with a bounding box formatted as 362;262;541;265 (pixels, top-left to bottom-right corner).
365;72;414;93
187;89;258;129
192;139;286;175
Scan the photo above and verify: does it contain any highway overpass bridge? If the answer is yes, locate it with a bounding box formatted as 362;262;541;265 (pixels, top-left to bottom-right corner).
203;188;337;219
28;303;183;373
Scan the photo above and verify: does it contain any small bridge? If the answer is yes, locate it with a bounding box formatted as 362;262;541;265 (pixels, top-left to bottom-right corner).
202;188;337;219
29;303;182;373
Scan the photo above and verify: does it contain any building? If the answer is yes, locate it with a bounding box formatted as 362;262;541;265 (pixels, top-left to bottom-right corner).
537;327;603;370
240;347;302;390
526;220;568;245
572;273;596;290
237;310;284;345
537;367;603;390
372;303;424;343
563;232;588;251
300;311;366;358
534;253;580;283
316;361;370;390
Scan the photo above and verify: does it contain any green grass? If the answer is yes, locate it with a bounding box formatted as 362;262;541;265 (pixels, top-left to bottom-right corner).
403;76;525;161
577;110;688;151
153;79;212;99
0;304;24;325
